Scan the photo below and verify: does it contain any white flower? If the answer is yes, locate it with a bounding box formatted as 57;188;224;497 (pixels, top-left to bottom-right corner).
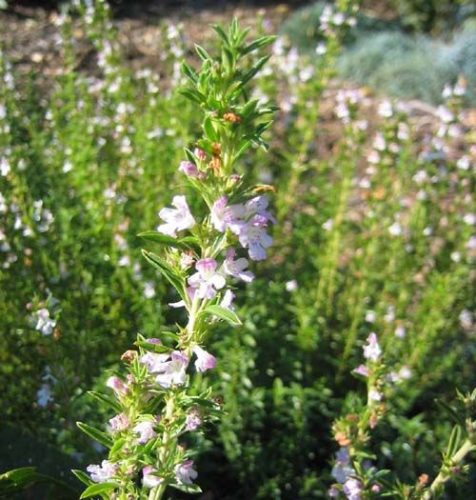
223;249;254;283
143;281;156;299
363;333;381;361
36;383;53;407
368;389;382;402
142;466;162;488
157;195;195;237
193;345;216;373
175;460;198;485
87;460;118;483
35;308;56;336
134;421;157;444
188;258;226;299
394;325;406;338
388;222;402;236
108;413;130;432
285;279;298;292
343;477;362;500
220;289;235;310
365;310;376;323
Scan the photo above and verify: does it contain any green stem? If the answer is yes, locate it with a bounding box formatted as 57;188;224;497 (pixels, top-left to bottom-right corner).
149;480;168;500
423;439;474;499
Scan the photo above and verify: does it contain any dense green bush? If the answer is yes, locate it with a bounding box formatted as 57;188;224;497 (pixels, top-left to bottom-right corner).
337;27;476;105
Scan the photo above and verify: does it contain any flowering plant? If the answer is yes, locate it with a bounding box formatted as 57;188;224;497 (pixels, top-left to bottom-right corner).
73;20;276;500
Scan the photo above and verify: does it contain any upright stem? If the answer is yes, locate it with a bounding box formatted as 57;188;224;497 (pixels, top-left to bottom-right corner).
423;439;474;499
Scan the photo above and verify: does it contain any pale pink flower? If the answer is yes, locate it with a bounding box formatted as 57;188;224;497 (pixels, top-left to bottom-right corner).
188;258;226;299
108;412;130;432
106;376;128;396
142;466;162;488
35;308;56;336
352;365;369;377
157;195;195;237
155;351;189;388
134;420;157;444
343;477;362;500
140;351;189;388
194;148;206;161
211;196;231;232
140;352;171;372
175;460;198;485
185;410;202;431
223;249;254;282
221;289;235;310
238;214;273;261
363;333;381;361
193;345;216;372
178;161;199;178
368;389;382;402
87;460;118;483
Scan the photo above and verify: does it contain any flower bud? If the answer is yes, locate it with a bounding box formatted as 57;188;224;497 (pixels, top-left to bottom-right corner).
121;350;137;363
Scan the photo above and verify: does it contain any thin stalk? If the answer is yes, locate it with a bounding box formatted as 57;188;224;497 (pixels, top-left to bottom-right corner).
423;439;475;499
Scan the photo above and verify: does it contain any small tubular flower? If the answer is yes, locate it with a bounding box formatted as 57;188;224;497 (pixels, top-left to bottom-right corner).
87;460;118;483
134;420;157;444
188;258;226;299
174;460;198;485
193;345;217;373
223;249;254;282
157;195;195;237
363;333;381;362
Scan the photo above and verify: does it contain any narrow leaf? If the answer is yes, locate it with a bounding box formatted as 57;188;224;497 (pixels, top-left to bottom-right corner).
240;55;270;87
88;391;121;412
138;231;197;250
241;35;276;55
203;305;242;325
76;422;112;448
181;61;198;83
80;482;118;499
72;470;93;487
170;482;203;494
141;250;185;299
195;44;211;61
212;25;229;45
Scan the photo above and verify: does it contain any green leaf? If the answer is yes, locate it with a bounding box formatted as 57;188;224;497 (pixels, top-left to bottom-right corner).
240;55;271;87
222;47;234;73
0;467;77;495
212;25;229;45
203;116;218;142
179;88;204;105
181;62;198;83
72;469;94;487
138;231;198;250
170;482;203;494
76;422;113;448
88;391;121;412
109;437;126;457
195;44;211;61
241;35;276;55
203;305;242;325
234;140;252;161
0;467;38;489
446;425;463;458
141;250;185;299
135;339;172;353
0;467;37;481
80;482;118;499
